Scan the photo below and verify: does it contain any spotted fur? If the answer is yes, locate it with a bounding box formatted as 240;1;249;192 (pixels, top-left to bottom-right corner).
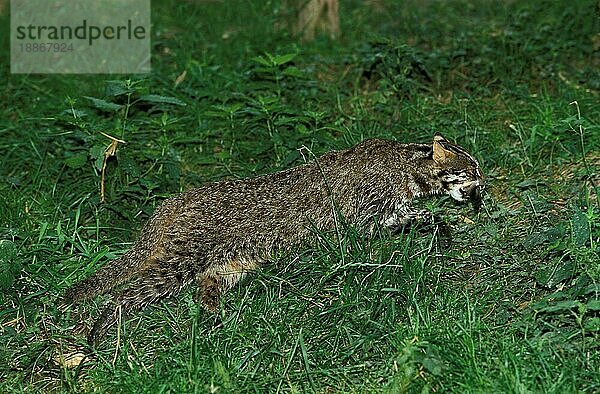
65;134;484;344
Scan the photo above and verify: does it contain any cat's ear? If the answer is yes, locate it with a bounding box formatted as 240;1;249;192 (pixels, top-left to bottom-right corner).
432;134;456;163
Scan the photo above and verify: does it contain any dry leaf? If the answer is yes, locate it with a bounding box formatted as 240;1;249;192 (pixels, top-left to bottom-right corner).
54;351;87;368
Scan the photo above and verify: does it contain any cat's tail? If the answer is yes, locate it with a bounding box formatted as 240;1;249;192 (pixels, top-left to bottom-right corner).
64;247;151;302
64;198;181;303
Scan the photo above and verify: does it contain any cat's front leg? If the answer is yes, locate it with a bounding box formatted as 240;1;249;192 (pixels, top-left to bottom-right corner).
383;206;435;233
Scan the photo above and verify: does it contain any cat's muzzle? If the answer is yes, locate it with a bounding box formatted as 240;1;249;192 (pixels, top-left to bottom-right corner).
465;181;484;211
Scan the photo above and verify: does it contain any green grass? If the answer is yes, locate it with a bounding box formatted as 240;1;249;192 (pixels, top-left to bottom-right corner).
1;0;599;392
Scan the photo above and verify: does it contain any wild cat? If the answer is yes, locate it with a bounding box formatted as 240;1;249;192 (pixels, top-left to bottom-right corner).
65;134;484;344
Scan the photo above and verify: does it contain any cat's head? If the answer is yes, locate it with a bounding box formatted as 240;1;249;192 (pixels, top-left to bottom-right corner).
432;134;484;204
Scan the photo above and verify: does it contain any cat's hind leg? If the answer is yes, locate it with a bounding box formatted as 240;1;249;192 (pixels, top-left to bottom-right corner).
197;258;259;311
